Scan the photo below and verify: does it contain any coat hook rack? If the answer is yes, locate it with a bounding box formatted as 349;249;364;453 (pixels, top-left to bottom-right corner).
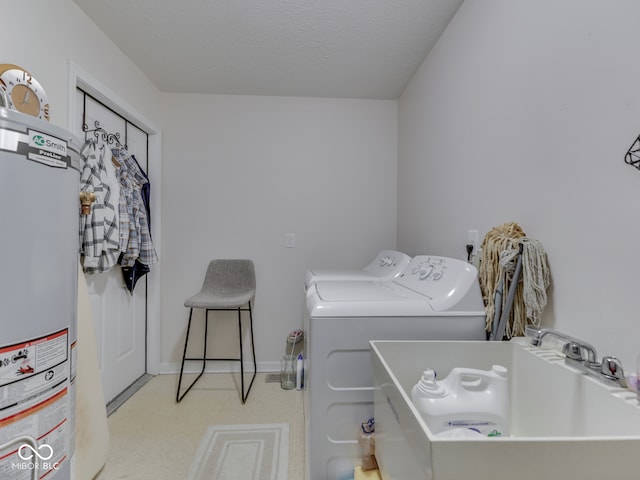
82;120;127;150
624;133;640;171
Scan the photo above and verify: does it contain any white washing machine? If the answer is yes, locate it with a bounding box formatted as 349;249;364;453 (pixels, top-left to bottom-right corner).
303;255;487;480
304;250;411;291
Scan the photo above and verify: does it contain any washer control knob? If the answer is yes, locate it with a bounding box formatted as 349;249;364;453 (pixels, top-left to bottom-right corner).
419;266;433;280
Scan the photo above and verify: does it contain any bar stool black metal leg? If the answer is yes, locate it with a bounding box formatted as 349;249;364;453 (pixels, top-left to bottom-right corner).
176;308;209;402
177;302;256;404
237;306;245;403
248;301;257;378
240;301;257;403
176;308;194;402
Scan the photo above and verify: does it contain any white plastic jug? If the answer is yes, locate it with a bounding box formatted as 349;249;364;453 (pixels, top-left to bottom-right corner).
411;365;509;437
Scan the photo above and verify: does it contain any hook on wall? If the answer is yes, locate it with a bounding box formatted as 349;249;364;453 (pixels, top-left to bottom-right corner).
82;120;127;150
624;133;640;170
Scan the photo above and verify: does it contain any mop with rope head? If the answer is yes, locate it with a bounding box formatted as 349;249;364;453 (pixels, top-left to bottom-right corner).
479;222;550;339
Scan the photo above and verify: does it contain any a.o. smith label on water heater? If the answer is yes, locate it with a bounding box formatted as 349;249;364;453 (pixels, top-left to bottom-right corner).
27;129;68;168
0;126;70;168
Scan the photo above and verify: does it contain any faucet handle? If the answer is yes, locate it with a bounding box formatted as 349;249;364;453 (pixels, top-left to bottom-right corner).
600;356;626;383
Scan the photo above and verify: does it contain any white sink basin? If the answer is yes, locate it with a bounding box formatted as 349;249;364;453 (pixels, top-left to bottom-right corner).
371;339;640;480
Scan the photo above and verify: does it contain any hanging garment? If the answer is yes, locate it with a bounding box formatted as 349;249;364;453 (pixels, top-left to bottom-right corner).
113;147;158;268
122;259;151;294
121;154;153;293
79;140;120;273
104;149;121;227
131;154;151;230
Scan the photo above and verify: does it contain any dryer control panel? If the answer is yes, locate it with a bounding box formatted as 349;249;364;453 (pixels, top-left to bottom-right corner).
362;250;412;273
394;255;482;311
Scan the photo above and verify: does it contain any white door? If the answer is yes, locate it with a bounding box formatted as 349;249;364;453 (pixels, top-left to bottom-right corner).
74;90;149;404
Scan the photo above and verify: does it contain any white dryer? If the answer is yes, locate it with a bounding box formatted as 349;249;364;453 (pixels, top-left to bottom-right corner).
304;249;411;290
303;255;487;480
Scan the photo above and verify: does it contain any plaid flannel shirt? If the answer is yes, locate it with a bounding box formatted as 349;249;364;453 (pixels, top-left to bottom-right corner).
79;140;120;273
113;148;158;267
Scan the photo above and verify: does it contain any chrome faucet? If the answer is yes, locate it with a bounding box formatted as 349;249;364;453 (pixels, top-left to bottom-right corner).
525;326;598;363
524;326;627;388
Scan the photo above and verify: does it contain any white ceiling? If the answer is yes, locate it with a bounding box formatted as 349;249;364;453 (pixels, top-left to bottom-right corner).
72;0;463;100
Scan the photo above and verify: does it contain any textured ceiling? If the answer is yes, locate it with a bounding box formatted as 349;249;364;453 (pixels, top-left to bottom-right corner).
73;0;463;99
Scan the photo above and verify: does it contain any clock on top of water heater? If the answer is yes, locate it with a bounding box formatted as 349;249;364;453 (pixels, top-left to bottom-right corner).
0;63;50;121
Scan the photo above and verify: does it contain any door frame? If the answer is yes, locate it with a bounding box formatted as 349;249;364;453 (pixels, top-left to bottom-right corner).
66;61;162;375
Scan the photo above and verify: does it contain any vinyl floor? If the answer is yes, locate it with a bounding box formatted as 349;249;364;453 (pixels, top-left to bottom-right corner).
94;373;305;480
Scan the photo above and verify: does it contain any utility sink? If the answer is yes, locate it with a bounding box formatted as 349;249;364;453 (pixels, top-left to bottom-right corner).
371;339;640;480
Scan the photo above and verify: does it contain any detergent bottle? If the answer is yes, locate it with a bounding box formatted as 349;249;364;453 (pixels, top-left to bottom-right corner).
410;365;509;437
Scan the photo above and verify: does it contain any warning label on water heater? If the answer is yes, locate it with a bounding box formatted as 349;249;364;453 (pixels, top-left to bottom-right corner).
0;329;69;406
0;329;71;478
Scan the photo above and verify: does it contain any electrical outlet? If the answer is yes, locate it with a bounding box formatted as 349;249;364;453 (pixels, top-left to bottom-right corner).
286;233;296;248
467;229;479;254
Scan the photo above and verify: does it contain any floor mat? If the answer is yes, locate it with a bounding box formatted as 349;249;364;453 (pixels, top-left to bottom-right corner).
187;423;289;480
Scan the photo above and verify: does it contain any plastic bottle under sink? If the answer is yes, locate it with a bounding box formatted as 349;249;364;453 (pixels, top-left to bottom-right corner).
410;365;510;437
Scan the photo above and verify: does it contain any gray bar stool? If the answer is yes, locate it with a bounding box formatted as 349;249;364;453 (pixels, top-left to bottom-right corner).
176;259;257;404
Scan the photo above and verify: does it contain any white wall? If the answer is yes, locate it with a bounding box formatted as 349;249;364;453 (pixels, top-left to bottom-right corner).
160;94;397;371
398;0;640;369
25;0;635;380
8;1;398;373
5;0;162;132
5;0;165;369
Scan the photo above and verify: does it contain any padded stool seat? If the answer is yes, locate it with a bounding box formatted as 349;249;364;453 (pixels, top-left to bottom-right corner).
185;289;254;309
176;259;257;403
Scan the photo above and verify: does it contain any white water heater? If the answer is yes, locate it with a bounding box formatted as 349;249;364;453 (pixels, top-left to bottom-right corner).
0;108;81;480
